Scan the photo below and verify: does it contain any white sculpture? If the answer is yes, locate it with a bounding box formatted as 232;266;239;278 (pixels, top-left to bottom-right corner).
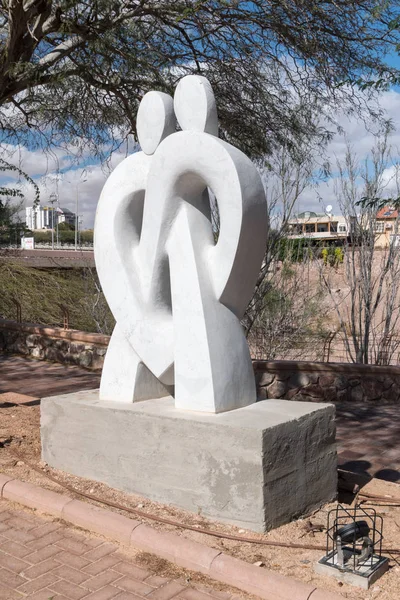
94;75;267;413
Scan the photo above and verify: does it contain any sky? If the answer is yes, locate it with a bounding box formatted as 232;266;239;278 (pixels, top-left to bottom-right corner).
4;87;400;229
294;88;400;217
1;142;133;230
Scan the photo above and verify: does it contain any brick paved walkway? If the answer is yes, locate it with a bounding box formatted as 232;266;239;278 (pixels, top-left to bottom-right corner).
0;356;100;399
336;403;400;482
0;502;236;600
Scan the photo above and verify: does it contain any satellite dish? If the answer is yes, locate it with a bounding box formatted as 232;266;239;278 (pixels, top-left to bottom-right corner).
326;204;333;214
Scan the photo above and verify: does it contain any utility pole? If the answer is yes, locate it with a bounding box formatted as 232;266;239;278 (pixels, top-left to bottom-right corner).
75;186;78;251
78;216;83;247
74;178;87;251
49;194;57;250
63;174;87;251
51;210;54;249
56;196;59;248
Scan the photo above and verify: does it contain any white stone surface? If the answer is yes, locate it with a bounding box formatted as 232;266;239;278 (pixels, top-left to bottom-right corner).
174;75;218;136
94;75;267;413
137;91;175;155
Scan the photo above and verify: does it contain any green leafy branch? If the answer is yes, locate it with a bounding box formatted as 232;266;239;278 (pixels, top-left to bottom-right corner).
356;196;400;211
0;159;40;207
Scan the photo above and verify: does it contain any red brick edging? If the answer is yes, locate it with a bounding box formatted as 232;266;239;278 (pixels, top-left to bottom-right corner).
0;474;343;600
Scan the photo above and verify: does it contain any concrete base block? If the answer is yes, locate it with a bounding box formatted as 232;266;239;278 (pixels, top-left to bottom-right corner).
315;553;389;589
41;391;337;532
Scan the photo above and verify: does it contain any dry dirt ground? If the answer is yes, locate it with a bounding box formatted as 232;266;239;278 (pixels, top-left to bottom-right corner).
1;401;400;600
263;256;400;363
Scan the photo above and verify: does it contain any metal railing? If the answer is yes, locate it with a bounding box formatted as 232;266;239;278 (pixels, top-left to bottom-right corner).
1;301;70;331
249;328;400;366
2;300;400;366
10;297;22;323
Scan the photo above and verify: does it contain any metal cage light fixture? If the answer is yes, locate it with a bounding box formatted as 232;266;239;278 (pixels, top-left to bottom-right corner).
315;504;389;589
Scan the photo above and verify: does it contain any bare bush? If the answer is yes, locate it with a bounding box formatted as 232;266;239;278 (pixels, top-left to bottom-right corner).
319;132;400;364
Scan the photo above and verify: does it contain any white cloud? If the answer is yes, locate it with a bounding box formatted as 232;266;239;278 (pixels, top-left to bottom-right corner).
293;89;400;215
4;88;400;227
4;143;135;229
1;144;78;180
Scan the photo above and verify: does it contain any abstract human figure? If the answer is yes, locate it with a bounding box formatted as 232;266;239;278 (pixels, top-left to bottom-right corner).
94;75;267;413
94;91;176;402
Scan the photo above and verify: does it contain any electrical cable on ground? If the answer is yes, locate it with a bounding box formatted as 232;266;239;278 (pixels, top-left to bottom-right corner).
337;469;400;506
8;448;400;555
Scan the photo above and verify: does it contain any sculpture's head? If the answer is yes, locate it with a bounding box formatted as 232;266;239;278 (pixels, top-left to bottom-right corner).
174;75;218;137
136;90;175;155
137;75;219;156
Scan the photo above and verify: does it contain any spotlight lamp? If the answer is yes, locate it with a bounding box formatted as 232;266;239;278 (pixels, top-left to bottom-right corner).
315;504;388;589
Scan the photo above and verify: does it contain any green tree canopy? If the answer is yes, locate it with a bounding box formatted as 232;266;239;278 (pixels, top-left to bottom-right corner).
1;1;400;160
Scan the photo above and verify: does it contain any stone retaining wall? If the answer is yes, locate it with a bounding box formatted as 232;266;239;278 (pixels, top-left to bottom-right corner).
0;319;108;370
254;360;400;404
1;319;400;402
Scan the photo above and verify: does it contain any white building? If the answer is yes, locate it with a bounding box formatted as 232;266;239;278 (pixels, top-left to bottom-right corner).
287;211;350;242
26;206;52;230
26;205;76;230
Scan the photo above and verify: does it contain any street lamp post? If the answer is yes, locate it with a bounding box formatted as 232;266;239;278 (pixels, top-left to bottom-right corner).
62;174;87;251
56;196;59;248
49;193;57;250
78;215;83;247
75;187;78;251
51;210;54;250
74;178;87;251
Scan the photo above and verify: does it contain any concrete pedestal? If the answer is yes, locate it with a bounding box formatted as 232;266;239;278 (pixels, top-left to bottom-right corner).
315;552;389;589
41;391;337;532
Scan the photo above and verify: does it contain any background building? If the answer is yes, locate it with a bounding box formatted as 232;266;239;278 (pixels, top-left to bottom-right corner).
374;206;400;248
56;207;76;227
26;205;76;230
26;206;51;230
287;211;349;243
